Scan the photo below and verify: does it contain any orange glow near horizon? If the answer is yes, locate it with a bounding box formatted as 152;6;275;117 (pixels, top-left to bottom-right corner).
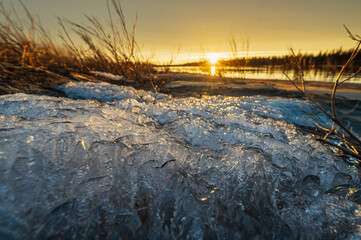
6;0;361;65
151;50;289;65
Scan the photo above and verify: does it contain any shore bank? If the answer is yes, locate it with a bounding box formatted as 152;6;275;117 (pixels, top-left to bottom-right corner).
162;72;361;101
1;64;361;101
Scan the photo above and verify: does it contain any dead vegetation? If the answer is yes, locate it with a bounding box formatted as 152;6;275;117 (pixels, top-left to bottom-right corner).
285;26;361;163
0;0;154;82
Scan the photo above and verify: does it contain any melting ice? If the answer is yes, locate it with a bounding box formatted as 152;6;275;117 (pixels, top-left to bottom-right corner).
0;81;360;239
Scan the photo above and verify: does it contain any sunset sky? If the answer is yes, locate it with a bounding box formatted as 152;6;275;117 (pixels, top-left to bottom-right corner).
7;0;361;63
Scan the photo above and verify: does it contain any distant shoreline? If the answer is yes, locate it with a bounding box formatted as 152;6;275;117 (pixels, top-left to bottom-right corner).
1;64;360;101
161;72;361;101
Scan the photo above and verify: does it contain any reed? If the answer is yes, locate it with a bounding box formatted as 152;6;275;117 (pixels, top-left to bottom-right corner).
285;26;361;163
0;0;154;80
226;35;250;79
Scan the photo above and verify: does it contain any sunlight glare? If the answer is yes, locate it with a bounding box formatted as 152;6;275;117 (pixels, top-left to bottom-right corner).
208;53;219;64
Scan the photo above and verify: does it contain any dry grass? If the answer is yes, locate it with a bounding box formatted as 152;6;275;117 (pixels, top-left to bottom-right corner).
0;0;154;80
285;26;361;163
0;1;60;68
228;35;250;79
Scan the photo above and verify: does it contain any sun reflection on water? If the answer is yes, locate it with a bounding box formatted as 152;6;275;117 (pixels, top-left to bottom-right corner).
211;66;216;76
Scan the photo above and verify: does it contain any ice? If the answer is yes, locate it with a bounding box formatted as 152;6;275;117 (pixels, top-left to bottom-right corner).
0;82;360;239
57;81;170;102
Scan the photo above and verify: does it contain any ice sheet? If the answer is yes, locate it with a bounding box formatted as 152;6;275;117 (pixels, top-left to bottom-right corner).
0;82;360;239
57;81;170;102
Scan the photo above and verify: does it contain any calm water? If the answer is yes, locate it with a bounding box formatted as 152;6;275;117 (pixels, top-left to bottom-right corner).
158;66;361;84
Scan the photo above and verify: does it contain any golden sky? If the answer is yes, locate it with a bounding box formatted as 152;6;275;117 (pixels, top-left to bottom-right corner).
7;0;361;63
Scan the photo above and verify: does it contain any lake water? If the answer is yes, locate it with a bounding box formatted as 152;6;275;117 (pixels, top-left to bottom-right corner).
158;66;361;84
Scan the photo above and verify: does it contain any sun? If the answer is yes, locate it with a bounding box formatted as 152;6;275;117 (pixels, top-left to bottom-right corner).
208;53;219;64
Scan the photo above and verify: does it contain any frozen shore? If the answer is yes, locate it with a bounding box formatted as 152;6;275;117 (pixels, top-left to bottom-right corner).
1;81;361;239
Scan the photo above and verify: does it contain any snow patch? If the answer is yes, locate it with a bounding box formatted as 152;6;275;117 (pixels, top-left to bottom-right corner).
91;71;126;81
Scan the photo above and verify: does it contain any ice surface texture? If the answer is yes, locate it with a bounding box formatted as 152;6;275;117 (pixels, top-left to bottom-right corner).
57;81;170;103
0;82;360;239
